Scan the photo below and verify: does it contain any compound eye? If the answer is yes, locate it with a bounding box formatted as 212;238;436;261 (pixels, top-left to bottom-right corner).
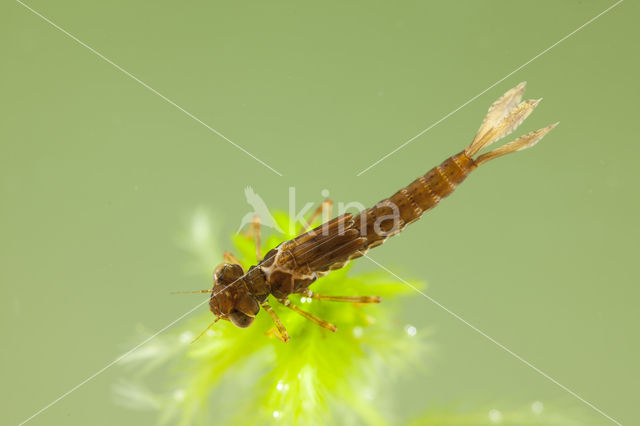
236;293;260;317
213;263;245;284
228;310;255;328
213;264;226;280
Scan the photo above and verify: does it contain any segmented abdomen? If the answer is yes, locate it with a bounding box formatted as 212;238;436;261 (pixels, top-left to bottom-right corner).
260;151;478;289
349;151;476;257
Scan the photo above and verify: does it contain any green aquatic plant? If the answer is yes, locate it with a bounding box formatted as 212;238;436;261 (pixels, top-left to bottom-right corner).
117;210;426;425
116;209;580;425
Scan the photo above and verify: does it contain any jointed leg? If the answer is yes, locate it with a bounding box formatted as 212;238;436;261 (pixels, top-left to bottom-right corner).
191;317;220;343
303;289;381;304
248;214;262;261
261;302;289;343
302;198;333;232
278;298;337;332
223;251;242;266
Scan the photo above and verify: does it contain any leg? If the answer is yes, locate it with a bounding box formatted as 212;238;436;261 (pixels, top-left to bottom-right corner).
223;251;242;265
261;302;289;343
301;198;333;232
191;317;220;343
278;298;337;332
248;214;262;262
303;289;381;304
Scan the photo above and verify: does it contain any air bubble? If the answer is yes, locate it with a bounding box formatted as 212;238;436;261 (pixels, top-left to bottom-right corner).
488;409;502;423
179;331;194;343
531;401;544;415
362;388;374;400
276;381;289;392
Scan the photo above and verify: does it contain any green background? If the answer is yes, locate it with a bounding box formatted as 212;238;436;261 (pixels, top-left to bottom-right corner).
1;0;637;424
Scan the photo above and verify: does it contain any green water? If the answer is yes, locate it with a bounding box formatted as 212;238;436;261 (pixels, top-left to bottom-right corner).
2;1;638;425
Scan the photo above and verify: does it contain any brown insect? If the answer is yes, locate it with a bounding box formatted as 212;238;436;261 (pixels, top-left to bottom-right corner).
178;82;557;342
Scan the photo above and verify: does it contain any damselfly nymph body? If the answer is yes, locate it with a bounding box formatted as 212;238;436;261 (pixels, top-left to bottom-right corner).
176;82;558;342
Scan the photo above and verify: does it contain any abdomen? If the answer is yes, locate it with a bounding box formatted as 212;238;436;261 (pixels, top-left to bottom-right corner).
351;151;477;255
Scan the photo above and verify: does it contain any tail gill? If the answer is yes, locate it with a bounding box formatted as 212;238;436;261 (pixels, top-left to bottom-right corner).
465;82;558;166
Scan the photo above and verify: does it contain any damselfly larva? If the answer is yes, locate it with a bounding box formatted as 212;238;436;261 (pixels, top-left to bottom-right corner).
176;82;558;342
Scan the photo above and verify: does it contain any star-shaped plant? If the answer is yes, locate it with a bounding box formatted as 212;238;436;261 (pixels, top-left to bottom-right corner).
117;210;425;425
116;210;579;426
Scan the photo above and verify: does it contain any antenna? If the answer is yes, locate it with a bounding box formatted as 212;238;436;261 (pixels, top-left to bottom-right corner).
169;289;212;295
191;317;221;343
